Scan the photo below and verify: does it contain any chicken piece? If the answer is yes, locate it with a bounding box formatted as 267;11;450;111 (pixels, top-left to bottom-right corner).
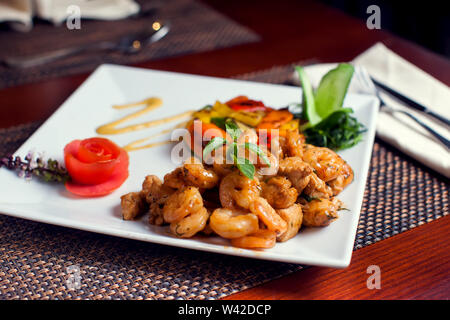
278;157;313;194
121;192;147;220
300;197;342;227
276;203;303;242
327;162;354;196
303;172;333;199
142;175;163;203
261;176;298;209
163;167;187;189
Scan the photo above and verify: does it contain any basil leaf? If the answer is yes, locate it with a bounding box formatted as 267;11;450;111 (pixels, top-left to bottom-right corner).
225;119;241;141
295;66;321;126
225;142;237;161
203;137;227;159
234;156;255;180
243;142;270;166
314;63;354;119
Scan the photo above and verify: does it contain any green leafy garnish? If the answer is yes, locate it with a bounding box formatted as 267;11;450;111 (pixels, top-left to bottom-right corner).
202;136;227;160
295;63;365;150
244;142;270;166
234;156;255;179
304;108;366;151
203;120;269;179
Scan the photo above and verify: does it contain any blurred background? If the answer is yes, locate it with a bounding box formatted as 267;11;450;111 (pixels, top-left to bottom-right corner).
321;0;449;56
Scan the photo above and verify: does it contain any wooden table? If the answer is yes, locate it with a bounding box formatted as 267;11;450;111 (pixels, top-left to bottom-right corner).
1;0;448;299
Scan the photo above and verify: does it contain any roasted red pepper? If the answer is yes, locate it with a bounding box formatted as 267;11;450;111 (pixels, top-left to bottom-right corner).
226;96;271;112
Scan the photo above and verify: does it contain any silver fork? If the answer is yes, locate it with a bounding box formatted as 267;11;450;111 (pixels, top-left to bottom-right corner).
354;66;450;149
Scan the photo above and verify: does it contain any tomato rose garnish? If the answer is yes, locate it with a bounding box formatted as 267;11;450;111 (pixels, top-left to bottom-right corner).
64;138;129;197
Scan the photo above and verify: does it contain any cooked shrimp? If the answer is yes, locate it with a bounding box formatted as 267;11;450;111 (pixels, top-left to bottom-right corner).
249;197;287;235
327;162;354;195
182;157;219;189
303;146;347;182
255;149;279;177
121;192;147;220
219;171;261;210
278;157;313;194
230;229;276;249
276;203;303;242
261;176;298;209
303;172;333;199
284;130;305;157
300;197;342;227
162;186;203;223
170;207;209;238
209;208;259;239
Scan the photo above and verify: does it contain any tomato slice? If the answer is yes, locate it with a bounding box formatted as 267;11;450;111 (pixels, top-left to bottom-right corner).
77;137;120;163
65;148;129;197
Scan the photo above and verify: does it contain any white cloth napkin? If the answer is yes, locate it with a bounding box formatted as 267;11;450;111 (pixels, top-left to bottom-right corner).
0;0;139;31
296;43;450;178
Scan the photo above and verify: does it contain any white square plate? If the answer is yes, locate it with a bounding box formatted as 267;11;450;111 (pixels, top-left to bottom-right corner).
0;64;379;268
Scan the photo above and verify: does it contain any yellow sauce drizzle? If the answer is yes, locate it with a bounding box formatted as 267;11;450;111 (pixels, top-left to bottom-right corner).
96;97;193;151
123;121;188;151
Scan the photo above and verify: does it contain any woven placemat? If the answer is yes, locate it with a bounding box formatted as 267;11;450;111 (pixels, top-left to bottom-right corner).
0;66;448;300
0;0;259;89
